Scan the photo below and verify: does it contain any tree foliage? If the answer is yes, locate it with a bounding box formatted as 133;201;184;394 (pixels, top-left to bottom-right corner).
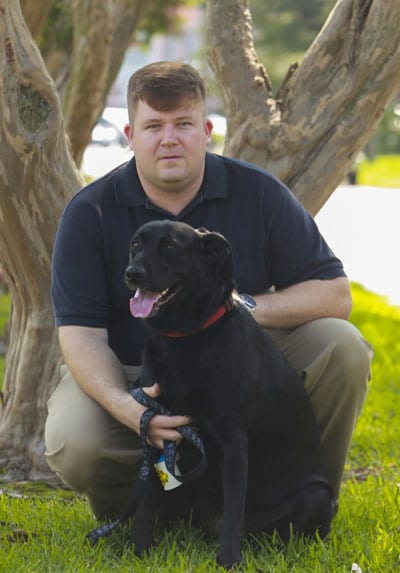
251;0;334;53
249;0;335;86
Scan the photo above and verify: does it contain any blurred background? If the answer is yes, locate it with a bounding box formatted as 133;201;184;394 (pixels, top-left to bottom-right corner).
79;2;400;308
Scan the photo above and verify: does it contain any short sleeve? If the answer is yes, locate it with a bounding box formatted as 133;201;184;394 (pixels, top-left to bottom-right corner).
51;199;110;328
263;184;345;289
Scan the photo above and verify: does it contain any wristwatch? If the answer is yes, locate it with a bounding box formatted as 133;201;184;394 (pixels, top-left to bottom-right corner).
239;293;257;313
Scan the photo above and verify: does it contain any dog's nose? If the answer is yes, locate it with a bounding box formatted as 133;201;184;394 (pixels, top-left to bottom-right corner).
125;263;147;285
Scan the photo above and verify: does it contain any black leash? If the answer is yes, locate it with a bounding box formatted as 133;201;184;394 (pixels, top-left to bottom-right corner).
131;386;207;484
87;386;207;546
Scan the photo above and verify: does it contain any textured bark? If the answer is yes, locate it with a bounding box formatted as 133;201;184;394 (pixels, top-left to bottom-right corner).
63;0;145;165
20;0;145;166
207;0;400;214
0;0;82;480
20;0;52;38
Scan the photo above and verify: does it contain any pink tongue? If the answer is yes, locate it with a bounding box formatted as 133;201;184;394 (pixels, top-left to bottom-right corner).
129;288;161;318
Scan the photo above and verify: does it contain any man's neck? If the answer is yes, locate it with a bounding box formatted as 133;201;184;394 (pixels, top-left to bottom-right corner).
144;186;199;216
137;170;205;217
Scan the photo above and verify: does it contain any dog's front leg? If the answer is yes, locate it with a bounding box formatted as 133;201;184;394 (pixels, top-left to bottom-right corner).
130;472;162;556
215;425;248;569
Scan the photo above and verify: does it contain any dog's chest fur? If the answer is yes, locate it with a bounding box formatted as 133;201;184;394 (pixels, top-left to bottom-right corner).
141;307;251;420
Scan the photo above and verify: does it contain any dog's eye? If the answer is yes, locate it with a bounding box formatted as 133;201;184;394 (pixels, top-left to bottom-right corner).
130;239;140;250
161;239;177;251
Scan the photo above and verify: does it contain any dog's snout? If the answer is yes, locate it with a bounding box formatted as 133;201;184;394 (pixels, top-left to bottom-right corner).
125;263;147;285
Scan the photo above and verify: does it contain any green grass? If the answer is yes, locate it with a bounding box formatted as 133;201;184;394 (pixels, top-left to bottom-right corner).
356;154;400;187
1;284;400;572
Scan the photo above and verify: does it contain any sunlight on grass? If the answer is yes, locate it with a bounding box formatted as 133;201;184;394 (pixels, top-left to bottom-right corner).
357;155;400;187
347;284;400;483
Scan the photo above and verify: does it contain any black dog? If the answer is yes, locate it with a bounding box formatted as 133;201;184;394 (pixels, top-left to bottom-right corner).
90;220;335;569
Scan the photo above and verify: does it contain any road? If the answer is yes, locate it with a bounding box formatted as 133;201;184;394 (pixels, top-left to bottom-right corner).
316;185;400;308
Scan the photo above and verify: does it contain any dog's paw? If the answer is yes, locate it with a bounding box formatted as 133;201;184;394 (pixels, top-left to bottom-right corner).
216;545;242;570
130;534;154;558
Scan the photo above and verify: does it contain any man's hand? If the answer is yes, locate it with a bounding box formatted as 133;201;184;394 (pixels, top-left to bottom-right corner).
58;326;191;450
139;383;191;449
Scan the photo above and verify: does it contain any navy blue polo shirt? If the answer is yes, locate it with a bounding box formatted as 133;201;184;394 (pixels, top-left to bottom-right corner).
51;152;345;365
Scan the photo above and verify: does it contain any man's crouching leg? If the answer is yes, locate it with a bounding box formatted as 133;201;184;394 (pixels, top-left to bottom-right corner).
268;318;373;499
44;366;142;520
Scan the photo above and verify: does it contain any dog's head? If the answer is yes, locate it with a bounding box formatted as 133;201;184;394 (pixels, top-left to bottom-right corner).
125;220;235;330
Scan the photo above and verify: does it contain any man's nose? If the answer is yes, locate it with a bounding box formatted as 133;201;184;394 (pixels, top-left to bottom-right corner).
161;124;178;145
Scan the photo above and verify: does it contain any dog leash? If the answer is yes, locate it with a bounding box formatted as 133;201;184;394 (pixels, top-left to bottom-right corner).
86;386;207;546
131;386;207;485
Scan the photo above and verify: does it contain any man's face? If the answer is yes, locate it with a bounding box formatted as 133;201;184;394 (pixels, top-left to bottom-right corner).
124;98;213;193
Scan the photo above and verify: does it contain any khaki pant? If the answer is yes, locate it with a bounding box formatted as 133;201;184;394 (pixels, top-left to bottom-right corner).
45;318;372;519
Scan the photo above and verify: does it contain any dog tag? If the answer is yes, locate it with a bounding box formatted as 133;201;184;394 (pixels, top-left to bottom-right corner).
154;454;182;490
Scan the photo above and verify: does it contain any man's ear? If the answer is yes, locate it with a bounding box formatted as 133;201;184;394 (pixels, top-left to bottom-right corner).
197;229;233;280
124;124;133;150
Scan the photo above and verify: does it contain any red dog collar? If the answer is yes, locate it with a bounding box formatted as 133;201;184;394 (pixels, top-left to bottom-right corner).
165;298;234;338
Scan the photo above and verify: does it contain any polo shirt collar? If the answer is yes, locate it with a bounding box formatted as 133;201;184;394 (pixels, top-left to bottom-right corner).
114;152;227;207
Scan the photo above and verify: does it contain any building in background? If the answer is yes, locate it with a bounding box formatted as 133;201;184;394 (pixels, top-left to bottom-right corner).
107;6;206;108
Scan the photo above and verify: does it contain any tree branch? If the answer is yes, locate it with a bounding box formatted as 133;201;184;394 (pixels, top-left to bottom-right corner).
20;0;52;38
62;0;146;165
206;0;273;140
207;0;400;214
281;0;400;211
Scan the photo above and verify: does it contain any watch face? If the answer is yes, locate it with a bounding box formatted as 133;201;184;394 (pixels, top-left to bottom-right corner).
240;293;257;311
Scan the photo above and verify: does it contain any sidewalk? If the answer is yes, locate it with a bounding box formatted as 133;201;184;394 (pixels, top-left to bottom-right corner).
316;185;400;307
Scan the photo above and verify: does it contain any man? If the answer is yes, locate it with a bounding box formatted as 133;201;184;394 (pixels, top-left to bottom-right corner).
45;61;372;520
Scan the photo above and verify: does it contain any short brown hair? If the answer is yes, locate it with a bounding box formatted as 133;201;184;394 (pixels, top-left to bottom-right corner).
127;61;207;122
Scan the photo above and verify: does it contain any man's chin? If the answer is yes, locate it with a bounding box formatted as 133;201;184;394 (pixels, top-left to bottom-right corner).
158;168;188;184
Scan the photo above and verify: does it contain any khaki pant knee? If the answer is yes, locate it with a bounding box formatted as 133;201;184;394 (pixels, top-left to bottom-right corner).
269;318;373;497
45;367;142;518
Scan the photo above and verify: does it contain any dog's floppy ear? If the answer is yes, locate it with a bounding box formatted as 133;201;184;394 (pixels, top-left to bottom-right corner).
197;228;233;280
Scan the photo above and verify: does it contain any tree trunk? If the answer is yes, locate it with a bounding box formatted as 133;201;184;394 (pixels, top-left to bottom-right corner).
0;0;82;480
0;0;149;481
207;0;400;215
21;0;145;167
63;0;146;166
20;0;52;38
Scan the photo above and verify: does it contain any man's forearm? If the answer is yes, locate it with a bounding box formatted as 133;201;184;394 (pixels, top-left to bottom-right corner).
58;325;145;434
253;277;352;329
57;324;191;448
